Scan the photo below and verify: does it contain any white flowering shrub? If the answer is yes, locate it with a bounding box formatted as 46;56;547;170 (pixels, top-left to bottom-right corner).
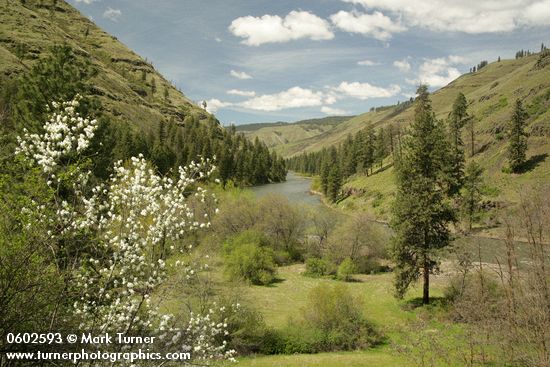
16;96;98;175
15;98;236;364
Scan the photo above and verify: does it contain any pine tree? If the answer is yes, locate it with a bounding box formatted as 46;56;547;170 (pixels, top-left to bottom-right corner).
320;151;331;195
374;128;386;169
364;127;375;175
446;93;468;196
461;161;483;231
327;165;342;202
391;85;454;304
507;99;528;173
151;77;156;95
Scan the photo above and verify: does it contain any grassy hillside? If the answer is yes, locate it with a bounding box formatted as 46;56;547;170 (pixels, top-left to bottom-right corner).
0;0;209;132
261;54;550;236
237;116;353;150
260;55;550;159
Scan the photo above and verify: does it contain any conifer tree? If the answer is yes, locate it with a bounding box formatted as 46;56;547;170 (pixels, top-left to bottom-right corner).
364;127;375;175
507;99;528;173
374;128;386;169
391;85;454;304
446;92;468;196
461;161;483;231
327;165;342;202
320;151;331;195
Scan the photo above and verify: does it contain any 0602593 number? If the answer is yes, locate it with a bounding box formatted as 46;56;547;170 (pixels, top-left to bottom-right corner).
6;333;63;344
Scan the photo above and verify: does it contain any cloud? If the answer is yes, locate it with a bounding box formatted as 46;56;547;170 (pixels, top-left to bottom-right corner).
357;59;379;66
230;70;252;80
229;10;334;46
393;58;411;73
340;0;550;33
321;106;349;115
330;10;406;41
227;89;256;97
207;81;404;113
103;7;121;22
407;55;467;88
205;99;233;114
75;0;97;3
239;87;329;111
331;81;401;100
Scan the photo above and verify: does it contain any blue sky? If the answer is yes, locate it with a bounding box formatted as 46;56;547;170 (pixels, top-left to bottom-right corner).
69;0;550;125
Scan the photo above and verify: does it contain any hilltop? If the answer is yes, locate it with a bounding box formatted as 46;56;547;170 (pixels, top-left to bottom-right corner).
236;115;353;149
251;54;550;159
0;0;209;131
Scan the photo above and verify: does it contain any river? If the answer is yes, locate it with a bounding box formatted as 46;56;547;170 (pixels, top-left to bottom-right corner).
250;171;322;206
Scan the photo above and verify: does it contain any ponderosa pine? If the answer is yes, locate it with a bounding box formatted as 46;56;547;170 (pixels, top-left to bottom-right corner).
391;85;454;304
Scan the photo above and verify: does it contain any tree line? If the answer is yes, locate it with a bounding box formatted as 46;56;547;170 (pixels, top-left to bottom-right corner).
287;123;401;202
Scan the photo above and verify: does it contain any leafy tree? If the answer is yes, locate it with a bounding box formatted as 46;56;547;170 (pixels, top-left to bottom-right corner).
507;99;528;173
391;85;454;304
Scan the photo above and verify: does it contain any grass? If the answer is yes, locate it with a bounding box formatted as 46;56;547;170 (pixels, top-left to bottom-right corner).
234;264;450;367
238;349;407;367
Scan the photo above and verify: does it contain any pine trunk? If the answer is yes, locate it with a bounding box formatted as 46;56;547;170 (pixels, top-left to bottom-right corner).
423;258;430;304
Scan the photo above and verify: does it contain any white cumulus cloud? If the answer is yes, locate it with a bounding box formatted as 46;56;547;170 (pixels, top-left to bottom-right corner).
230;70;252;80
330;10;406;41
239;87;329;111
407;55;467;88
227;89;256;97
393;58;411;73
332;81;401;100
340;0;550;33
103;7;121;22
229;11;334;46
75;0;97;3
205;99;233;114
321;106;349;115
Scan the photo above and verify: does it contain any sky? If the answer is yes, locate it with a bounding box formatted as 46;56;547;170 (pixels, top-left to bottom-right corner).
68;0;550;125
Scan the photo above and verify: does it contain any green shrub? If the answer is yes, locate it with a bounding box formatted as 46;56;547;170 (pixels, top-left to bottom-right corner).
224;234;277;285
302;284;381;350
305;257;334;277
336;258;356;281
218;298;269;354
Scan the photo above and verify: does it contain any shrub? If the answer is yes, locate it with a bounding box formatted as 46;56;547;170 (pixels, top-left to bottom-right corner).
336;258;356;281
217;298;269;354
224;232;277;285
305;257;334;277
302;284;381;350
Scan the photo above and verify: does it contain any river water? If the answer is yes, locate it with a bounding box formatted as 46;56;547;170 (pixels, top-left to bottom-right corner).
250;171;322;206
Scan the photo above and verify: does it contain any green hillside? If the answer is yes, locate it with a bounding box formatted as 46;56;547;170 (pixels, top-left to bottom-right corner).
260;55;550;160
237;115;353;149
270;54;550;237
0;0;208;131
